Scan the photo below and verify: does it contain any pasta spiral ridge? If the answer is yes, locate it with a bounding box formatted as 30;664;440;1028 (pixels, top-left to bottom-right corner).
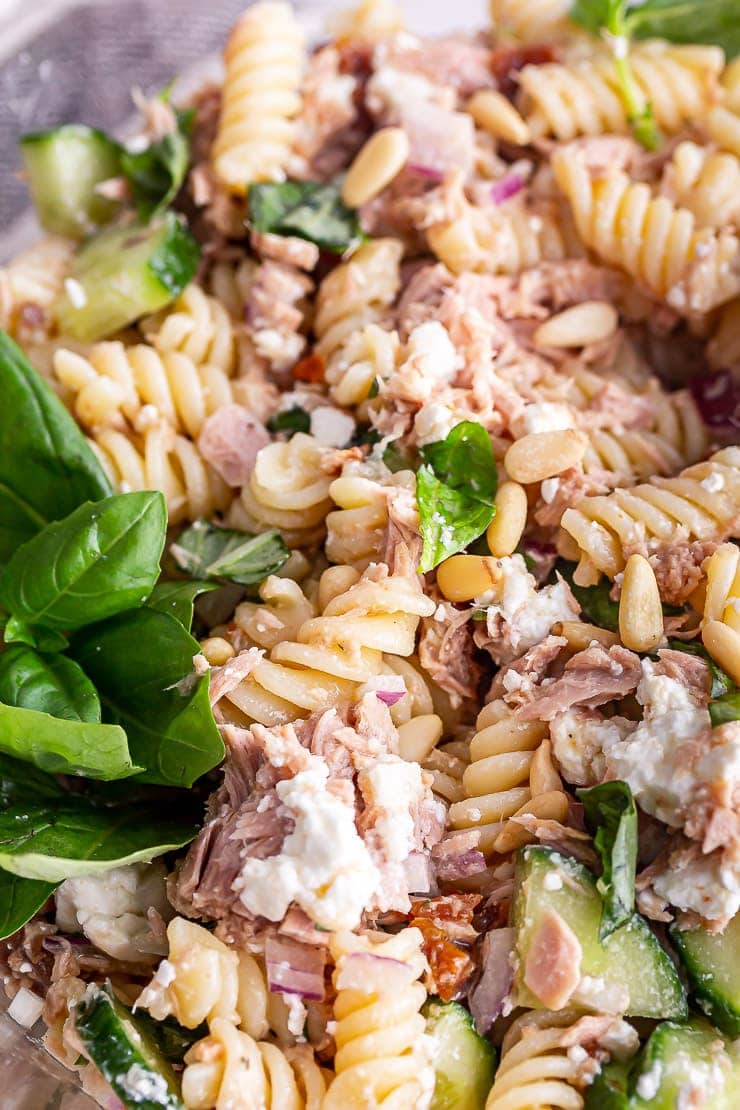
486;1011;590;1110
702;542;740;684
212;1;305;194
324;322;401;408
520;44;723;141
561;446;740;581
708;298;740;370
206;257;258;320
661;141;740;230
0;235;74;338
489;0;573;43
552;146;740;314
90;423;232;525
322;928;431;1110
53;341;234;437
582;395;710;482
223;563;435;727
141;284;240;374
182;1020;326;1109
314;239;403;363
448;700;569;860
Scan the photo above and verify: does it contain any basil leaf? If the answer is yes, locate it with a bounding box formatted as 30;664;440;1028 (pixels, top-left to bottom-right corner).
417;421;497;573
0;491;166;632
0;705;138;781
249;179;363;253
3;619;68;652
71;608;224;788
578;780;638;941
710;690;740;727
146;580;218;631
558;562;620;631
136;1011;209;1063
667;639;735;699
0;797;197;882
0;752;66;806
267;406;311;437
0;645;100;722
0;331;112;565
120;108;193;220
172;521;289;587
629;0;740;59
0;870;57;941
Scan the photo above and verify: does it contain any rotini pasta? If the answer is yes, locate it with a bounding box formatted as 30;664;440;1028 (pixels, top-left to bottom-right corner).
314;239;403;363
141;284;240;374
325;469;416;568
212;1;305;193
701;542;740;684
561;447;740;582
222;562;435;726
322;928;432;1110
448;701;569;861
707;298;740;369
552;145;740;313
53;341;234;436
486;1011;593;1110
333;0;404;40
661;141;740;230
206;256;258;320
489;0;573;43
324;322;401;408
0;234;74;337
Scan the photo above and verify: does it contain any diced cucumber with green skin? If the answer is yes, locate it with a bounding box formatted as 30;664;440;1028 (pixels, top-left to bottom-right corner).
54;212;200;341
584;1059;631;1110
626;1019;739;1110
672;912;740;1036
75;983;183;1109
21;126;122;239
422;998;496;1110
511;847;687;1019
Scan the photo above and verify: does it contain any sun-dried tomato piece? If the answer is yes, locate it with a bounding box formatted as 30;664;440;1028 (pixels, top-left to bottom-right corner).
293;353;325;383
413;917;476;1002
410;893;481;943
491;44;556;100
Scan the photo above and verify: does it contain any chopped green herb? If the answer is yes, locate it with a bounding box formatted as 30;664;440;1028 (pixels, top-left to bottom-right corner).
249;179;363;253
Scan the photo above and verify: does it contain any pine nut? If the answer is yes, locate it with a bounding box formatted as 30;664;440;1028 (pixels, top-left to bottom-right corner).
341;127;410;207
201;636;236;666
703;543;740;622
702;620;740;685
533;302;618;348
437;554;502;603
494;788;569;854
397;714;444;763
467;89;531;145
619;554;663;653
504;429;588;484
553;620;619;650
486;481;528;557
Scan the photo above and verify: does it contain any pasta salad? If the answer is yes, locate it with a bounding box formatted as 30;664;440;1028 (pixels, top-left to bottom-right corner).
1;0;740;1106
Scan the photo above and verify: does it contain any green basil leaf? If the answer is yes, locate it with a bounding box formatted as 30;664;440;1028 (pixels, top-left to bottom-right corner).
120;108;193;220
382;441;414;474
0;705;138;781
710;689;740;727
629;0;740;58
578;780;638;941
0;644;100;722
3;618;68;652
416;421;497;573
0;870;57;941
0;752;66;806
71;607;224;788
557;562;620;631
0;797;197;882
0;491;166;632
146;580;218;631
667;638;735;699
249;179;363;253
267;407;311;436
171;521;289;587
0;331;112;565
569;0;615;34
136;1011;209;1064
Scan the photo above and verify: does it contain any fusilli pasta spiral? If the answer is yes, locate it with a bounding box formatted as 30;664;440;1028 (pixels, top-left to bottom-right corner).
486;1011;591;1110
489;0;573;43
212;1;305;193
314;239;403;363
324;322;401;408
661;141;740;230
701;542;740;684
0;235;74;338
552;145;740;314
322;928;431;1110
141;284;240;374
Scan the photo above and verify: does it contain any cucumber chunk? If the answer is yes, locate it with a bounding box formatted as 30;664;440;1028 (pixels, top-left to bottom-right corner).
422;998;495;1110
584;1059;631;1109
75;982;183;1109
21;126;122;239
628;1019;738;1110
511;847;687;1019
54;213;200;341
672;912;740;1035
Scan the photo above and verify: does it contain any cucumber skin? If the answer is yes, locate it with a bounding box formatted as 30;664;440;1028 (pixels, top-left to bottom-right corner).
672;922;740;1037
422;998;496;1110
75;983;183;1110
584;1060;630;1110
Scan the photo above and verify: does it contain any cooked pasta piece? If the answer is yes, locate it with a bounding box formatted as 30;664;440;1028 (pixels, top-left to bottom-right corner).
561;447;740;583
141;284;240;373
90;423;232;525
325;469;415;568
707;298;740;369
489;0;573;42
206;256;258;319
212;1;305;193
53;342;234;436
520;43;724;141
323;928;431;1110
660;141;740;230
0;235;75;337
448;701;569;862
182;1019;326;1109
324;322;401;408
223;563;435;726
334;0;404;40
702;542;740;684
314;239;403;363
552;145;740;314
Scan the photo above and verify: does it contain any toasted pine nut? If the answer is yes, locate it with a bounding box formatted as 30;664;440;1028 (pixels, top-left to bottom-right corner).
201;636;236;666
533;302;618;349
494;788;569;854
467;89;531;145
619;554;663;653
504;429;588;484
486;480;528;557
703;543;740;622
437;554;502;603
341;127;409;207
703;621;740;684
397;714;444;763
553;620;619;651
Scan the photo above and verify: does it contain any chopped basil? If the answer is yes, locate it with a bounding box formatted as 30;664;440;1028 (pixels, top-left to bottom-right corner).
267;406;312;437
578;780;638;941
248;179;363;253
171;521;289;587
